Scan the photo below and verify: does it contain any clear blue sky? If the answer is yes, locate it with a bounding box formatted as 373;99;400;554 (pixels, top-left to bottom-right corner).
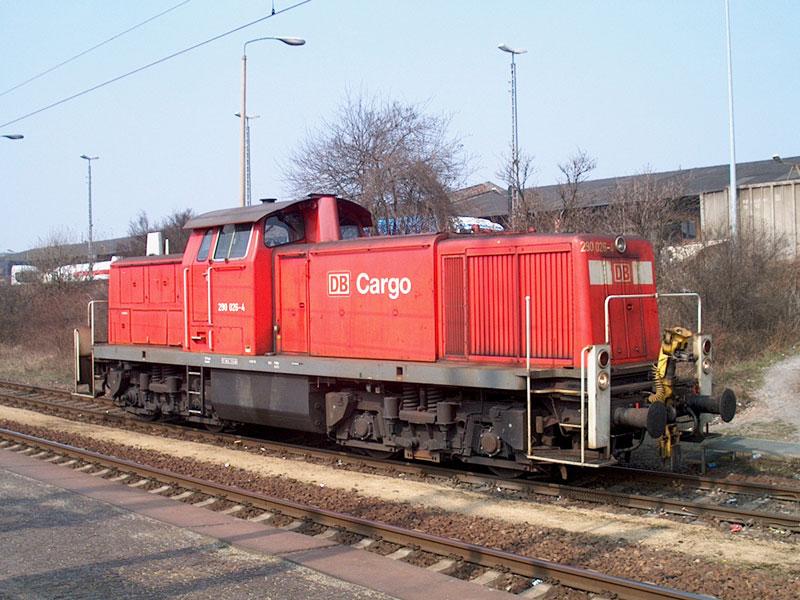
1;1;798;252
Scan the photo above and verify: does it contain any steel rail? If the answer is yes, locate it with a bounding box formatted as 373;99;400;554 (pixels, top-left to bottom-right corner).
1;381;799;530
0;427;712;600
608;466;800;503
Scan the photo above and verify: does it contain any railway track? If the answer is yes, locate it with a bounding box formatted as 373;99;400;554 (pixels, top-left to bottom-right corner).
1;380;799;532
0;426;713;600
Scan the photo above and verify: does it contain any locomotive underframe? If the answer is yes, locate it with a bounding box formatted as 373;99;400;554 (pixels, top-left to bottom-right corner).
89;344;662;471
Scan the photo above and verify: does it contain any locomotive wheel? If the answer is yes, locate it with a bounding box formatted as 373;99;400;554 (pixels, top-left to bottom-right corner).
488;466;526;479
361;448;399;460
133;412;159;422
204;421;228;434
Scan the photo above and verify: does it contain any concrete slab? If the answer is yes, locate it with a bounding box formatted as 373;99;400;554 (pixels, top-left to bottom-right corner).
698;435;800;462
0;447;515;600
288;545;512;599
0;453;388;600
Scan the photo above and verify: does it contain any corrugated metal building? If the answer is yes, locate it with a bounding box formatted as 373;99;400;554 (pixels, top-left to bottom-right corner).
702;177;800;257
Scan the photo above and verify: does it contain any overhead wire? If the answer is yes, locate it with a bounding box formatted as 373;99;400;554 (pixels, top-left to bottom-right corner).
0;0;313;129
0;0;194;99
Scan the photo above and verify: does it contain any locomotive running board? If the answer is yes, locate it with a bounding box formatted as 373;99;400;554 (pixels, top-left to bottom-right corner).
90;344;535;391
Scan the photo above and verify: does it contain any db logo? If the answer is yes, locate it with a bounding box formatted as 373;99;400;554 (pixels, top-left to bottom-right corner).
328;271;350;296
612;262;632;283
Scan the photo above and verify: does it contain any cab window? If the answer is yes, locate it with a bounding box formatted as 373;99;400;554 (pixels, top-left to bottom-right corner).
214;223;252;260
263;212;305;247
196;229;215;261
339;214;362;240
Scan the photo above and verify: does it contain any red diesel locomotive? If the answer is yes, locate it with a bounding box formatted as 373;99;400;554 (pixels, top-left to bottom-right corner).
77;194;735;472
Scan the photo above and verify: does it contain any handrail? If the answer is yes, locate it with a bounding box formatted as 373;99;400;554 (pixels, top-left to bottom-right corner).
207;264;247;272
604;292;701;344
182;268;190;348
525;296;531;457
578;345;592;464
87;300;108;346
206;267;213;325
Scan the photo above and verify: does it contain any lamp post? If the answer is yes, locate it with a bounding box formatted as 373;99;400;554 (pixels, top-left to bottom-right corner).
2;134;23;140
724;0;738;238
80;154;99;279
498;43;527;217
239;36;305;207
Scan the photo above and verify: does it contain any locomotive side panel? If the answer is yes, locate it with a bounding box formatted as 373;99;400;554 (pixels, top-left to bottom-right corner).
578;238;660;363
438;238;577;367
303;236;440;362
108;257;184;347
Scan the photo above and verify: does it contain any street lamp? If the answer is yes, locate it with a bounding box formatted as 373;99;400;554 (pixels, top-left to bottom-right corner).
2;134;23;140
498;43;527;217
239;36;305;207
80;154;99;279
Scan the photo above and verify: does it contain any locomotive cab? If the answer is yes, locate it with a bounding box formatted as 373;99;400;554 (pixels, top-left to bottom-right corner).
180;195;372;356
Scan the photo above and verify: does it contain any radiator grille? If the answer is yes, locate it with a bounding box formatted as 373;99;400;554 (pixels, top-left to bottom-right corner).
520;251;573;359
442;256;466;356
446;250;574;359
468;254;518;357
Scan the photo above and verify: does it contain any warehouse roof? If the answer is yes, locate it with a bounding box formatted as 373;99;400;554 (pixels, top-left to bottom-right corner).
451;155;800;216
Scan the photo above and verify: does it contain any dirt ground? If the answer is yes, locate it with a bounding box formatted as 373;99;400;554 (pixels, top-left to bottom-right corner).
718;352;800;442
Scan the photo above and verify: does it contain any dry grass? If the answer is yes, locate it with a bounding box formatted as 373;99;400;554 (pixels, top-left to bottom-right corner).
0;343;73;390
0;280;106;389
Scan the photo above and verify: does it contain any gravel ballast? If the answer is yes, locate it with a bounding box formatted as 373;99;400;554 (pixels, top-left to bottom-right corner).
1;412;798;599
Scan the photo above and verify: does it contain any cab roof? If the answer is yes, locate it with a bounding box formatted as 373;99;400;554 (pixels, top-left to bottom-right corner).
183;194;372;230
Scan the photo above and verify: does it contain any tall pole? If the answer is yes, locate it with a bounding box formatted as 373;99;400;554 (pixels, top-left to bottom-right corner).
239;52;248;207
511;52;519;184
239;36;305;208
725;0;738;238
498;44;527;219
245;113;252;205
80;154;99;279
244;114;260;206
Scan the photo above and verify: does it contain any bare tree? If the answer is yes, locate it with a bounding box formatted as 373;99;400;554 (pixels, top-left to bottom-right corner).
552;148;597;233
125;208;194;256
26;229;83;284
496;146;539;231
602;169;688;262
284;93;468;234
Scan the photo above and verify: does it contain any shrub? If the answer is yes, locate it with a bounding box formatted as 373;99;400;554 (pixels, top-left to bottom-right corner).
658;232;800;362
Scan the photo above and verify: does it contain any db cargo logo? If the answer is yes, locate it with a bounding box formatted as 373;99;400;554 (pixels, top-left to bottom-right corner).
612;262;632;283
328;271;351;296
327;271;412;300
